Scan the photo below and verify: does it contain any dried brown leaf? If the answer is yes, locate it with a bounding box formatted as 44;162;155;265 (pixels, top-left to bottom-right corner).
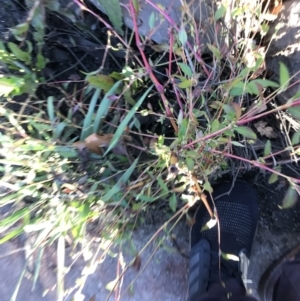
231;102;241;120
84;133;114;155
73;133;132;156
73;141;87;151
254;121;278;138
73;133;113;155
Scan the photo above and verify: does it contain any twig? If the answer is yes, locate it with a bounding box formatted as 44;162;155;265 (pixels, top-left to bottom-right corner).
211;149;300;184
184;100;300;148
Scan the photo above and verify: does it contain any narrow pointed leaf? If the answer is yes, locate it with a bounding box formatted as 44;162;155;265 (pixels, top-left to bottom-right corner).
104;85;153;155
288;106;300;119
264;140;271;156
280;186;298;209
235;126;257;139
279;62;290;91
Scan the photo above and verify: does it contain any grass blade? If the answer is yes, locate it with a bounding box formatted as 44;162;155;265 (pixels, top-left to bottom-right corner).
0;227;24;244
0;208;28;234
53;122;67;140
102;157;139;202
81;88;101;140
47;96;55;123
93;81;121;134
104;85;153;155
279;62;290;91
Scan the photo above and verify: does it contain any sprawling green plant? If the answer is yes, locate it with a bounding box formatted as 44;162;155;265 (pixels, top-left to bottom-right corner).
1;0;300;300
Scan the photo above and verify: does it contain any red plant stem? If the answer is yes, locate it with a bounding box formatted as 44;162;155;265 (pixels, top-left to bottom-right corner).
168;29;174;78
238;99;300;123
185;100;300;148
129;2;162;92
145;0;210;76
262;146;299;160
211;149;300;184
129;0;178;133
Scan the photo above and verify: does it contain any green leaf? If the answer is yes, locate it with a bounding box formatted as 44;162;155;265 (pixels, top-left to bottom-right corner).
203;181;213;193
169;193;177;212
81;88;101;140
279;62;290;91
93;81;121;134
211;119;220;132
97;0;124;35
207;44;222;60
47;96;55;123
178;79;193;88
178;24;187;46
0;208;28;233
235;126;257;139
231;141;245;147
280;186;299;209
247;81;260;95
136;194;155;202
104;86;153;155
178;118;188;140
268;173;278;184
149;11;155;29
260;23;270;37
223;104;235;114
132;0;139;13
8;42;31;63
186;157;194;171
105;279;118;292
252;79;279;88
229;81;245;96
178;63;192;77
264;140;271;156
0;227;24;244
288;106;300;119
215;4;226;21
10;23;29;41
292;132;300;145
123;90;136;106
53;122;67;140
158;176;169;193
86;74;115;93
0;76;25;96
102;158;139;202
36;52;46;70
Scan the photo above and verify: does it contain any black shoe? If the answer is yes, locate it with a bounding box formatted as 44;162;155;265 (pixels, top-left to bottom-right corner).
188;181;259;301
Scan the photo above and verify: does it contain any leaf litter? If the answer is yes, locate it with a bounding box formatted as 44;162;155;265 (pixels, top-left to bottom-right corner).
254;120;278;138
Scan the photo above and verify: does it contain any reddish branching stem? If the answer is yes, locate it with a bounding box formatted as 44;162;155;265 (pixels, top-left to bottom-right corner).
129;0;178;133
145;0;210;76
185;100;300;148
211;149;300;184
